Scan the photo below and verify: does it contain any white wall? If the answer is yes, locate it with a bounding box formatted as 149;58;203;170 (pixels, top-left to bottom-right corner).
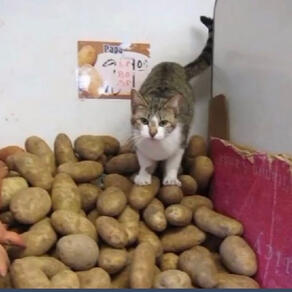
0;0;215;148
213;0;292;154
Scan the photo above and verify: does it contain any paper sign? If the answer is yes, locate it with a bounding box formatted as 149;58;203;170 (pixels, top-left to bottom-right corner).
77;41;150;99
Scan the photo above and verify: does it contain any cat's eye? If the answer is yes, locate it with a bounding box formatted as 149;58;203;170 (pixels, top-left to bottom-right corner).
159;120;168;127
140;118;149;125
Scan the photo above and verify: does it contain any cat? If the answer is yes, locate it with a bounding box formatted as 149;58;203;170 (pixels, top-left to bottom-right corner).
131;16;213;186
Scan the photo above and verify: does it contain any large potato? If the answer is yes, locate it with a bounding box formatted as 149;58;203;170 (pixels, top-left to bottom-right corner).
78;45;97;66
216;273;260;288
25;136;56;174
219;235;257;276
54;133;78;165
77;267;111;288
118;206;140;245
0;177;28;210
128;176;160;210
97;186;127;216
51;270;80;288
165;204;192;226
181;195;213;212
130;242;155;288
10;187;51;224
179;175;198;195
78;183;101;212
153;270;193;288
98;246;128;274
10;218;57;258
74;135;104;160
158;186;183;205
105;153;139;174
51;173;81;213
194;206;243;238
6;152;53;190
179;246;218;288
189;156;214;190
138;222;163;257
51;210;97;240
111;265;131;288
96;216;128;248
185;135;207;158
159;253;179;271
100;135;120;155
57;161;103;183
56;234;99;270
104;173;133;195
161;225;206;253
143;199;167;232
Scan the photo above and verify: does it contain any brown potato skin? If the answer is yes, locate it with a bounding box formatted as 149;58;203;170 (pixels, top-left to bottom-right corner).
179;175;198;195
216;273;260;288
194;206;243;238
181;195;213;212
159;253;179;271
130;242;155;288
0;146;24;162
153;269;193;288
51;270;80;288
143;199;167;232
219;235;258;276
161;225;206;253
104;174;133;194
100;135;120;155
54;133;78;165
165;204;192;227
96;216;128;248
158;186;183;205
105;153;139;174
77;268;111;288
74;135;104;160
185;135;207;158
111;265;131;288
78;183;101;212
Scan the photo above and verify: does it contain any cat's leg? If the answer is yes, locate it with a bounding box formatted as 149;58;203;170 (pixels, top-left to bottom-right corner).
134;150;157;185
163;148;184;186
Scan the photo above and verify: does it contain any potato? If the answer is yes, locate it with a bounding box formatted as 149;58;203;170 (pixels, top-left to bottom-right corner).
128;176;160;210
159;253;179;271
96;216;128;248
181;195;213;212
54;133;78;165
0;146;24;162
179;246;218;288
7;170;20;177
179;175;198;195
77;267;111;288
104;173;133;194
10;218;57;258
78;183;101;212
185;135;207;158
78;45;97;66
97;186;127;216
98;246;128;274
158;186;183;205
57;161;103;183
87;209;99;225
130;242;155;288
0;160;8;180
100;135;120;155
6;152;53;190
0;273;12;288
138;222;163;257
211;253;227;272
51;210;97;240
51;270;80;288
220;235;257;276
105;153;139;174
74;135;104;160
216;273;260;288
194;206;243;238
56;234;99;270
25;136;56;174
0;177;28;210
118;206;140;245
143;199;167;232
10;256;68;288
111;265;131;288
119;141;134;154
161;225;206;253
189;156;214;190
51;173;81;213
10;187;52;224
153;269;193;288
165;204;192;226
0;211;16;226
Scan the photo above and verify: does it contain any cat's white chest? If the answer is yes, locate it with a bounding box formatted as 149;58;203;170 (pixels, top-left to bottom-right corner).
136;125;182;161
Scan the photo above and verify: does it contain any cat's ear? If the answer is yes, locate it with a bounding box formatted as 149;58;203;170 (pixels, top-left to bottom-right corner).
163;93;183;114
131;89;147;112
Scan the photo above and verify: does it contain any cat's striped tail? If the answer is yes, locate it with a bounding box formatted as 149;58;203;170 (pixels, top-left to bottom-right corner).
184;16;213;81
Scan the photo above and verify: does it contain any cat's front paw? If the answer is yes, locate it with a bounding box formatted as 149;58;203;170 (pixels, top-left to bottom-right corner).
163;176;181;186
134;173;152;185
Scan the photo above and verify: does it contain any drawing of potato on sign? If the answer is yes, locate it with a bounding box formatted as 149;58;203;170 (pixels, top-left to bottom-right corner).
77;41;150;99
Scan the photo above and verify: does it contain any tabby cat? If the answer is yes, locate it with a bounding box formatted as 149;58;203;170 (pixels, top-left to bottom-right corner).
131;16;213;186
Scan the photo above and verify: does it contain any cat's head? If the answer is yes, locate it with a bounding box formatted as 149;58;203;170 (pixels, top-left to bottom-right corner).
131;89;182;141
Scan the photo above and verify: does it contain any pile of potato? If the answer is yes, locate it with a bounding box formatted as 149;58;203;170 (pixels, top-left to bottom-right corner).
0;134;259;288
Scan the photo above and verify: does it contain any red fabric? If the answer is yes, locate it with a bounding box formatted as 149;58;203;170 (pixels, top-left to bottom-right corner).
210;138;292;288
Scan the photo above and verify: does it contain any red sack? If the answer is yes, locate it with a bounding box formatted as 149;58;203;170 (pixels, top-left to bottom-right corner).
210;137;292;288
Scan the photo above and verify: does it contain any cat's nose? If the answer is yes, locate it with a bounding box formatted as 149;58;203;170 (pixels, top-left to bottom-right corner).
149;128;157;138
